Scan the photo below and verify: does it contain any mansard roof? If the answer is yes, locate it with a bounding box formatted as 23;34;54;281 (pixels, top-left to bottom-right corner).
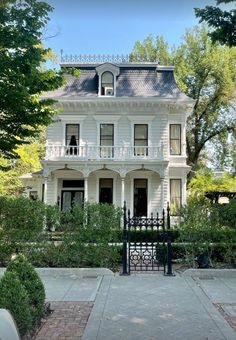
43;62;190;100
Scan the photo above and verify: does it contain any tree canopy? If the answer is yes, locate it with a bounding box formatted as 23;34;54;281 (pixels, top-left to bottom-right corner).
195;0;236;47
130;26;236;172
0;0;65;158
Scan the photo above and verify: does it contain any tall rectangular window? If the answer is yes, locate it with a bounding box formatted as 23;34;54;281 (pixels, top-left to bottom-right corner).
66;124;80;146
170;179;182;211
170;124;181;155
99;178;113;204
66;124;80;155
134;124;148;156
100;124;114;158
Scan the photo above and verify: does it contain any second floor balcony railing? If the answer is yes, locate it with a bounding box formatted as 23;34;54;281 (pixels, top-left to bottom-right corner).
45;144;164;161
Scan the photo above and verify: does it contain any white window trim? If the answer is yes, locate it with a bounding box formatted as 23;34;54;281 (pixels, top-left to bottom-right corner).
60;116;86;147
169;123;182;156
96;63;120;97
169;178;183;209
93;116;120;148
128;116;154;147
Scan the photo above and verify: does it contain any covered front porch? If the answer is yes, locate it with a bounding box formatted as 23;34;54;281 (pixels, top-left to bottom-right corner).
42;162;167;216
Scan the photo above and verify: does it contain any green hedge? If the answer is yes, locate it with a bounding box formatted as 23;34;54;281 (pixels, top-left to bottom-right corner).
0;197;122;270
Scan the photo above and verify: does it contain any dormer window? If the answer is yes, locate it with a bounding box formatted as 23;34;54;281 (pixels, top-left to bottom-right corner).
96;63;120;97
101;71;114;96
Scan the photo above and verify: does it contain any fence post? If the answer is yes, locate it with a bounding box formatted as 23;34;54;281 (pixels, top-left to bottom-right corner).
121;201;129;275
165;202;175;276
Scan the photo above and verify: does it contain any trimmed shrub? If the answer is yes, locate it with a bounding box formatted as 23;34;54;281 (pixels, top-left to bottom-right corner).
0;271;32;337
175;197;236;267
6;255;46;324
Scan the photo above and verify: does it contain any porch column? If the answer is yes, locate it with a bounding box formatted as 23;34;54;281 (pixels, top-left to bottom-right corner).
44;177;48;204
160;177;164;211
121;177;125;207
84;177;88;202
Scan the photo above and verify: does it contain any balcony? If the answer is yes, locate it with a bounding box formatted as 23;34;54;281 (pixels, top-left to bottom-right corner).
45;144;164;161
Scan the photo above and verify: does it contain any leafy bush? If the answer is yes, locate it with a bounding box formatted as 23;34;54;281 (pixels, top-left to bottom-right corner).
175;197;236;267
213;200;236;228
0;198;122;270
0;196;45;241
6;255;46;324
0;271;32;337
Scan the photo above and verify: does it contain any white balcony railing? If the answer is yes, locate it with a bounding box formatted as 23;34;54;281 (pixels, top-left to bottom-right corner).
45;144;164;161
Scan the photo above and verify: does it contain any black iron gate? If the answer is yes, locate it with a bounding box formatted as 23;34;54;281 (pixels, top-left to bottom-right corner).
121;202;173;276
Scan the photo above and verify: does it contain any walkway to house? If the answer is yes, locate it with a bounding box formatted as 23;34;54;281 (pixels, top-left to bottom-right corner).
1;268;235;340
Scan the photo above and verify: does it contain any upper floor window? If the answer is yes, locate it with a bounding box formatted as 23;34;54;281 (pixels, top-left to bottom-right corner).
96;63;119;97
170;124;181;155
66;124;79;145
66;124;79;155
134;124;148;156
101;71;114;96
100;124;114;158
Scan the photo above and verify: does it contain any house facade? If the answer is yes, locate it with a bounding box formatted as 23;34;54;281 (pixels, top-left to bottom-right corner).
21;55;194;216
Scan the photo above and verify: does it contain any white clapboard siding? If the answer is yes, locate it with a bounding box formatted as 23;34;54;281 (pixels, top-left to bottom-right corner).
149;173;161;215
117;116;131;145
81;116;97;145
47;121;63;144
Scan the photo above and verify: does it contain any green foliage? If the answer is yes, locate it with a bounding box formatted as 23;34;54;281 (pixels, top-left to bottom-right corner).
130;26;236;170
0;199;122;270
6;255;45;324
0;196;45;243
188;170;236;197
174;26;236;171
0;271;33;337
130;34;173;64
61;203;122;270
0;129;45;195
0;0;65;158
176;197;236;267
46;204;61;231
213;199;236;228
195;1;236;46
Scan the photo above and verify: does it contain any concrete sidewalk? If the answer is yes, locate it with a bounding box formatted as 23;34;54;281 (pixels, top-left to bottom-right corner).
1;267;236;339
83;271;236;340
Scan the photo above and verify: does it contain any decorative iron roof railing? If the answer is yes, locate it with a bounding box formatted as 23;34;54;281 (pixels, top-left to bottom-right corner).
60;52;132;63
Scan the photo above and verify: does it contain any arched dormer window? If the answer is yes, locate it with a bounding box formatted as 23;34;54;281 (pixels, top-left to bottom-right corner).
96;63;120;97
101;71;114;96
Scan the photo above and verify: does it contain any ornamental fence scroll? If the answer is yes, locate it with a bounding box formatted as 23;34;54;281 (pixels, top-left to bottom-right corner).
121;202;174;276
60;53;131;63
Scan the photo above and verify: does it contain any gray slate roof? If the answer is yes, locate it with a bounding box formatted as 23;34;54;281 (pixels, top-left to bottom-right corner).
43;65;189;100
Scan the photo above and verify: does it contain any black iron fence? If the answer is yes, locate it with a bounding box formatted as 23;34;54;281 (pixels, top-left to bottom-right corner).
121;202;174;276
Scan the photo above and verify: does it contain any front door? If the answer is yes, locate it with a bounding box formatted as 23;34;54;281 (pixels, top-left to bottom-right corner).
61;190;84;212
133;179;147;216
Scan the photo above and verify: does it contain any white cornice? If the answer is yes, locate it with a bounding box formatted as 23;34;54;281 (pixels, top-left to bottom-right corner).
93;115;120;122
55;98;194;113
59;115;86;121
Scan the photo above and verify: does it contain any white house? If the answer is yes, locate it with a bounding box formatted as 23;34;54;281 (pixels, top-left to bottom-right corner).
21;55;194;216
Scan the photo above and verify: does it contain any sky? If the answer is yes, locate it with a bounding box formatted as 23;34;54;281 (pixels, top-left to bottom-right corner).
43;0;227;66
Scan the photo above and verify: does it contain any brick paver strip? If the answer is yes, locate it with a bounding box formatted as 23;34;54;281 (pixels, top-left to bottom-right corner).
33;302;93;340
214;303;236;333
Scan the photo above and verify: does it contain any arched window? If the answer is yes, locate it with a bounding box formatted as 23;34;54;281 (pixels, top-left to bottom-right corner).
101;71;114;96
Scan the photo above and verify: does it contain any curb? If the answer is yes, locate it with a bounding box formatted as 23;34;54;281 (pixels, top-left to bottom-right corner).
0;267;114;277
182;268;236;278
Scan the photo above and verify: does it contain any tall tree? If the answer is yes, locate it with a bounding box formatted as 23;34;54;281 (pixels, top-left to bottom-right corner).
130;35;173;64
195;0;236;46
0;0;65;159
130;26;236;172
